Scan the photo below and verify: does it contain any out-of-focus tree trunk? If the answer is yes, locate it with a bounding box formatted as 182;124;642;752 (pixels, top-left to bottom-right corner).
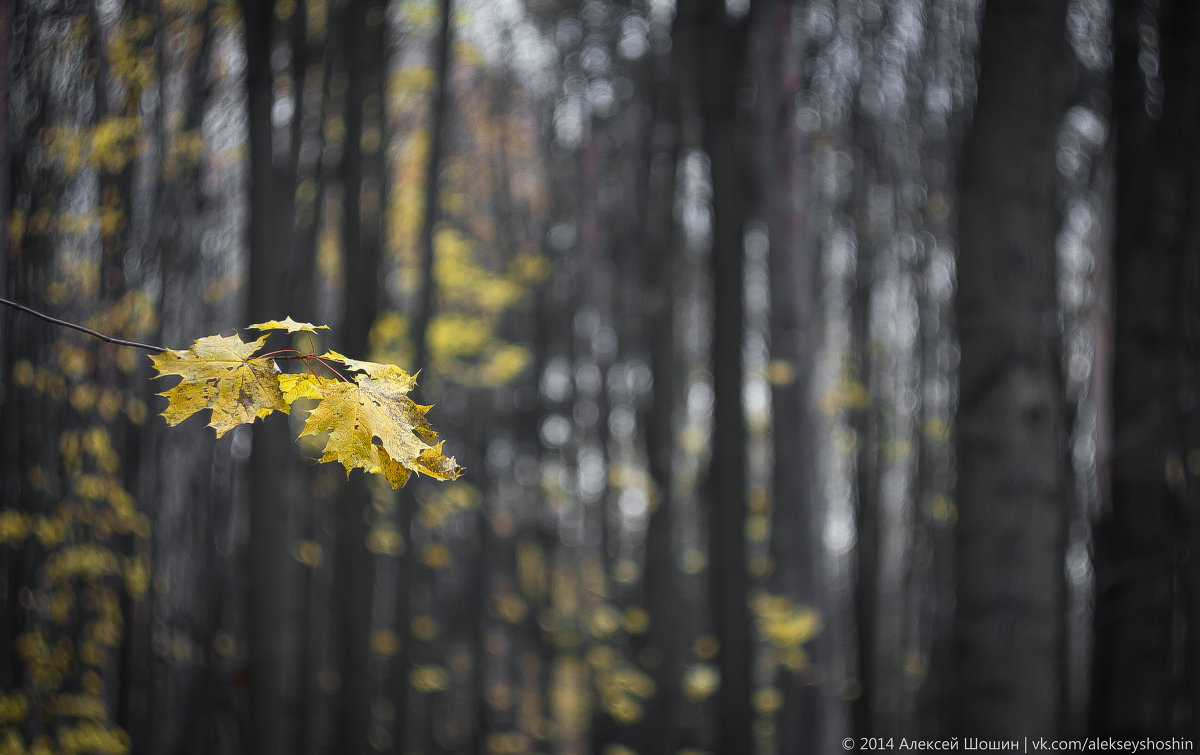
1091;0;1200;736
1;4;56;741
698;2;754;753
145;3;235;752
754;2;823;751
0;0;13;711
411;0;454;375
400;0;453;750
635;7;689;753
953;0;1074;736
331;0;388;751
242;1;318;750
914;0;970;739
2;4;165;751
0;2;9;295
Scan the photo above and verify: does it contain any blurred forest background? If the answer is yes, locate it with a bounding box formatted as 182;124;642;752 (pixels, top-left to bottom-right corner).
2;0;1199;753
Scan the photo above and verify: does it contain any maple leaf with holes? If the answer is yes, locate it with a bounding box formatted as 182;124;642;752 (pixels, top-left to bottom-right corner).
150;333;288;436
320;349;418;389
147;318;462;488
298;374;463;488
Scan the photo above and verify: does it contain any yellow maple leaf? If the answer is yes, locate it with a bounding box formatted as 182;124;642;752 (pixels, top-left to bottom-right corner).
247;317;331;334
145;319;461;487
150;333;288;436
320;350;418;390
277;372;330;403
298;375;462;489
415;441;463;481
325;438;413;489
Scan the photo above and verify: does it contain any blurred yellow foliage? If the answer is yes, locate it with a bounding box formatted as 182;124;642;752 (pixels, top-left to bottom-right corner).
411;615;438;640
294;540;324;567
371;629;399;657
693;634;719;660
927;493;957;523
411;665;450;693
765;359;797;386
485;732;531;755
492;593;528;624
0;693;27;724
820;357;871;415
48;694;108;719
429;314;490;357
903;651;929;684
45;545;121;583
593;656;655;724
419;543;453;569
924;416;951;444
588;605;621;640
621;607;650;635
516;540;545;600
366;527;405;556
418;480;481;528
754;686;784;714
683;664;720;702
435;228;524;313
751;591;821;651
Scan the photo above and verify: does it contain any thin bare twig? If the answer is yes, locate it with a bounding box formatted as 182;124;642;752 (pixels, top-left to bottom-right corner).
0;296;167;352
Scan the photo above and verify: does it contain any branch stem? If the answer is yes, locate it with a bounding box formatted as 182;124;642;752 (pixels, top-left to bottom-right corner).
0;296;168;352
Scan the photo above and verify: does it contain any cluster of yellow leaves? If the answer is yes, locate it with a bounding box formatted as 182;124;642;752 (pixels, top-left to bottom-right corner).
683;663;720;702
4;325;153;747
40;117;143;176
750;591;821;674
819;355;872;416
0;715;130;755
379;60;547;392
411;665;451;693
586;645;655;724
150;319;462;489
417;481;481;529
106;12;156;99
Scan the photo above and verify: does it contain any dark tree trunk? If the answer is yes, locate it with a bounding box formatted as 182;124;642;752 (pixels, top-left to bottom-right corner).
242;1;316;750
755;2;823;751
698;3;754;753
146;4;231;752
630;7;691;753
411;0;454;374
1;6;56;745
953;1;1074;736
1091;0;1200;736
397;0;453;750
327;0;390;753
